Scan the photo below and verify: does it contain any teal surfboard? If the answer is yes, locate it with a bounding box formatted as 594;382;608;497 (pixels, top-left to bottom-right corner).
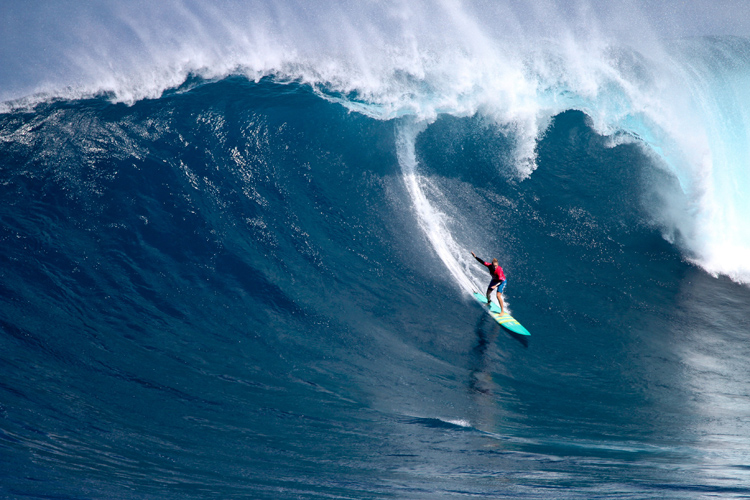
472;292;531;336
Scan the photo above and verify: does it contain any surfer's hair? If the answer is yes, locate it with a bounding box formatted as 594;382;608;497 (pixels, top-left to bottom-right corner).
492;258;498;264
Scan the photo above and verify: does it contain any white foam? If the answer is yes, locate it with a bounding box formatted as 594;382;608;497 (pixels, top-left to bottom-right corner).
442;418;472;428
396;119;481;294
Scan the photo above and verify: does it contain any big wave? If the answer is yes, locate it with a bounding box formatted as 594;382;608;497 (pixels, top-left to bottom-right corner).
2;0;750;284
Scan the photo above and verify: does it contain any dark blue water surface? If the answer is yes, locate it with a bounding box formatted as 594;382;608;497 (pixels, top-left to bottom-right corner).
2;78;750;499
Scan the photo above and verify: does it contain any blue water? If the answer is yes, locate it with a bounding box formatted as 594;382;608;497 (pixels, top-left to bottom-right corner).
3;2;750;499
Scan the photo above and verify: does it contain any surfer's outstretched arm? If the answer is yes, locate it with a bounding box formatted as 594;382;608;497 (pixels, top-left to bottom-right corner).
471;251;487;266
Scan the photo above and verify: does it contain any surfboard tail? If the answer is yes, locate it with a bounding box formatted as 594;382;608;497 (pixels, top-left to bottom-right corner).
471;292;530;336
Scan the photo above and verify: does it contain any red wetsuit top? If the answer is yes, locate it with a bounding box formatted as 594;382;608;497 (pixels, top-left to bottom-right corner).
474;256;505;281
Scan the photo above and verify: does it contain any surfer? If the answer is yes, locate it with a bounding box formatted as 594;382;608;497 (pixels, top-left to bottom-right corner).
471;252;506;314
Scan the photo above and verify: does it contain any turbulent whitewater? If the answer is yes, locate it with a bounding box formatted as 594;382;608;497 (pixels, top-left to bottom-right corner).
2;1;750;498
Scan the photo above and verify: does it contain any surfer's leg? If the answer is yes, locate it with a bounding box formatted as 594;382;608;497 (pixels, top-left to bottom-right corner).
496;280;506;314
485;285;492;304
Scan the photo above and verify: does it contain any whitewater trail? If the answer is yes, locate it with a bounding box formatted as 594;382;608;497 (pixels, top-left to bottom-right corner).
396;119;486;297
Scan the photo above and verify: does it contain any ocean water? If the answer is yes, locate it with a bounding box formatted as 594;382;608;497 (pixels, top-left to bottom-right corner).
2;2;750;499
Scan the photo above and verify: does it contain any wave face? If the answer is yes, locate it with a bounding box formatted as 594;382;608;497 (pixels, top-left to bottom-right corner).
2;2;750;499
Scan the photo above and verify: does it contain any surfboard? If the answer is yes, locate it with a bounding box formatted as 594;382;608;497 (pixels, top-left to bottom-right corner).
472;292;530;336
